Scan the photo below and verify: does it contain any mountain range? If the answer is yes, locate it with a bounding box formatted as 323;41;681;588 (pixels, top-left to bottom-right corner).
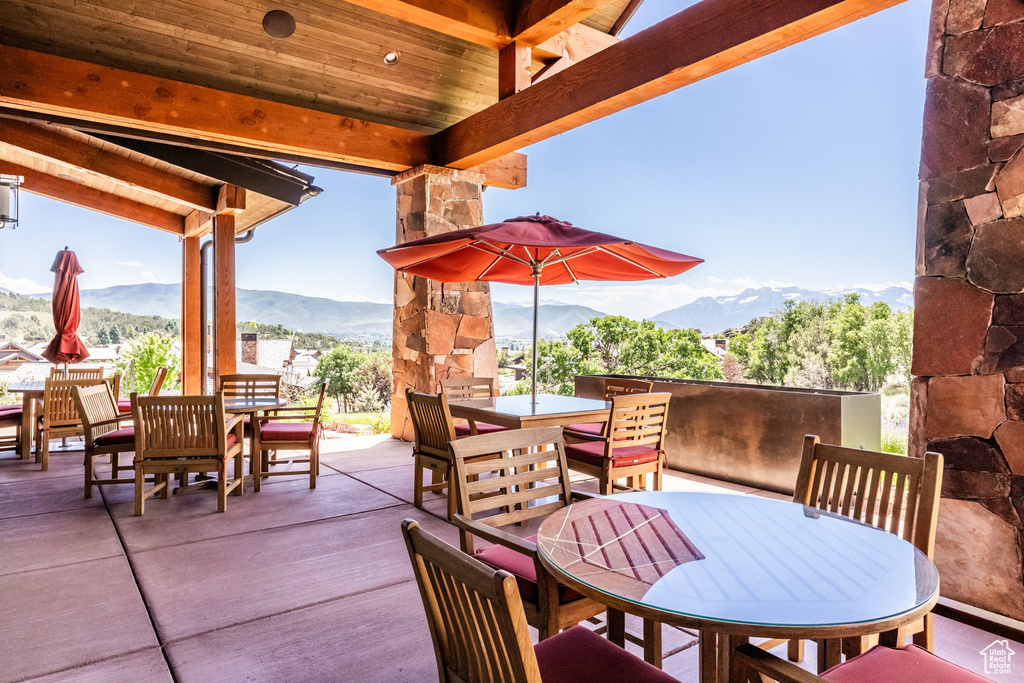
18;282;913;339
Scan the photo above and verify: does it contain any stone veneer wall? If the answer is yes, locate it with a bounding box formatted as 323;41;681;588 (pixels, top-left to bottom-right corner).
390;165;498;441
912;0;1024;620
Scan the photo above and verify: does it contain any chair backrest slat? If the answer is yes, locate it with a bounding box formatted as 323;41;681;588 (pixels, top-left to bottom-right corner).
407;389;457;458
606;392;671;453
793;434;944;556
603;377;653;399
218;373;280;399
147;366;168;397
441;376;498;400
402;519;541;683
71;383;120;439
42;378;108;428
50;366;104;380
133;393;226;458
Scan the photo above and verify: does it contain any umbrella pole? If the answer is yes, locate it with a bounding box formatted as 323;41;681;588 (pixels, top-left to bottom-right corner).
531;271;539;405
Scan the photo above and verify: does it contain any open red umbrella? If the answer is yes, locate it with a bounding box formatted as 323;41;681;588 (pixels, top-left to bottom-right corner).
42;248;89;365
378;214;703;401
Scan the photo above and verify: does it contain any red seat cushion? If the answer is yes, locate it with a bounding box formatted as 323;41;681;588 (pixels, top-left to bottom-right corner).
535;625;679;683
260;421;315;442
93;427;135;447
453;421;508;437
117;398;132;413
564;440;661;468
822;645;993;683
474;535;582;605
564;422;603;436
0;406;22;420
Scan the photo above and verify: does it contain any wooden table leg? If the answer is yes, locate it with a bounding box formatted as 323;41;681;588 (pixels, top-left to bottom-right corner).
699;630;717;683
643;618;663;669
718;634;748;683
607;608;625;648
20;393;33;460
817;638;842;673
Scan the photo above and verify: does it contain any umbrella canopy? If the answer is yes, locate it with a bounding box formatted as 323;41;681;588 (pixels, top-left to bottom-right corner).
378;215;703;401
42;248;89;365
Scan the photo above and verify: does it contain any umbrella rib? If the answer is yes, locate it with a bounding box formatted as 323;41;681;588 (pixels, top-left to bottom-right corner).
469;241;533;267
562;259;580;284
544;247;599;266
593;246;664;277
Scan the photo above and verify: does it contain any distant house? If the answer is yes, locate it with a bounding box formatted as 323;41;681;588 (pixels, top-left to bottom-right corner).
508;363;529;381
700;338;728;361
236;335;296;371
0;342;47;372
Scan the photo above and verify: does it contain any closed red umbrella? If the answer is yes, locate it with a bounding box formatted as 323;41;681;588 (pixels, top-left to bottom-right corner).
378;214;703;401
42;248;89;365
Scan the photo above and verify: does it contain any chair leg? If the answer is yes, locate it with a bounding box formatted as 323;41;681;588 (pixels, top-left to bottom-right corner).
446;462;456;521
39;430;49;471
234;449;244;496
787;638;804;662
413;459;424;508
84;450;94;499
310;442;317;489
654;459;664;492
217;462;228;512
600;471;613;496
134;464;145;516
159;473;170;499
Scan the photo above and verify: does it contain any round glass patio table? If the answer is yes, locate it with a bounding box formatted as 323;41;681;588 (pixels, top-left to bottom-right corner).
222;397;287;414
536;492;939;681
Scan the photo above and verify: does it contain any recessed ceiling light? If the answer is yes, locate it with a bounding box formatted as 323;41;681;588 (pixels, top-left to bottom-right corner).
57;173;85;185
383;51;401;66
263;10;296;39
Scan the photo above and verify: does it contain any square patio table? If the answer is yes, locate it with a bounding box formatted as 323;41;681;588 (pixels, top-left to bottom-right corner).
446;393;611;430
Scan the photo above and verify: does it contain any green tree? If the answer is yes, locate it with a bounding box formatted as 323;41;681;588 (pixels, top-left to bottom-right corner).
114;332;181;393
96;327;110;345
826;295;869;390
746;317;789;384
108;326;121;345
315;345;366;411
354;353;392;407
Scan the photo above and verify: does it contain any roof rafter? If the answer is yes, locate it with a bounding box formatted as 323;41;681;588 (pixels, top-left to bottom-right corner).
433;0;906;168
513;0;619;45
2;161;185;235
342;0;512;48
0;118;217;212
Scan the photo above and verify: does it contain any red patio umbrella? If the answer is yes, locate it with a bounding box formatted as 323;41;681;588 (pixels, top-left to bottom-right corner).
378;214;703;401
42;248;89;365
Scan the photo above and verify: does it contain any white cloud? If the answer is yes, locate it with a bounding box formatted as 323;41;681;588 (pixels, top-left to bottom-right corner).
0;270;50;295
141;271;158;283
117;261;143;267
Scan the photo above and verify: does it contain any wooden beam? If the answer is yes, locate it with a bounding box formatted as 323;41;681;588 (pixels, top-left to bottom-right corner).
184;209;213;238
532;25;620;85
342;0;511;48
0;118;217;212
499;42;533;100
434;0;906;168
468;153;528;190
609;0;645;36
213;213;236;382
514;1;616;46
0;45;431;173
216;185;246;215
0;161;184;234
181;235;202;396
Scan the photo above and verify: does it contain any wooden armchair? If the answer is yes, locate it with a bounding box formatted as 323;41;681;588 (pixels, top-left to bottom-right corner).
0;404;22;455
406;388;462;519
252;380;327;491
72;383;135;498
440;376;507;437
731;641;991;683
118;366;167;414
131;392;244;515
50;366;104;380
773;435;944;671
449;426;606;640
564;377;654;441
36;378;107;470
564;392;671;495
402;518;678;683
220;373;283;453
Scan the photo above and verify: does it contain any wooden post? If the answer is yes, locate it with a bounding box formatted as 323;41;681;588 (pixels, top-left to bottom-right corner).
181;235;202;395
212;213;236;385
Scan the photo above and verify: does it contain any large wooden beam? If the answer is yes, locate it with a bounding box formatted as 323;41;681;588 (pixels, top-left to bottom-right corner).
434;0;905;168
0;161;184;234
181;235;202;396
513;1;616;46
0;45;431;173
532;24;620;84
0;118;217;212
342;0;511;48
212;212;237;382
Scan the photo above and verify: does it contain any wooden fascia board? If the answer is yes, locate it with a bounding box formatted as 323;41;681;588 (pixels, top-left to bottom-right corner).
513;1;619;46
2;162;185;234
0;45;431;173
331;0;511;48
0;118;217;212
435;0;906;168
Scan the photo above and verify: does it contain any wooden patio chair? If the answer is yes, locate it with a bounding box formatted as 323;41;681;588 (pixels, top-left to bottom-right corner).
50;366;104;380
564;392;671;495
117;366;167;414
130;392;244;515
0;404;22;455
449;426;607;641
36;377;107;471
72;383;135;498
564;377;654;441
440;375;507;437
219;373;282;453
402;518;679;683
770;435;944;671
252;380;328;491
406;388;462;519
731;640;991;683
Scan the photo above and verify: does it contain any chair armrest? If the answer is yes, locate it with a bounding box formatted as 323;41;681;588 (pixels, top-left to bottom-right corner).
452;514;537;556
571;490;600;502
225;414;245;431
255;412;317;423
89;416;129;430
732;644;824;683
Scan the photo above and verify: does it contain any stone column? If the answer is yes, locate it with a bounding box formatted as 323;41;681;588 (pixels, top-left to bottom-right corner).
390;165;497;440
912;0;1024;620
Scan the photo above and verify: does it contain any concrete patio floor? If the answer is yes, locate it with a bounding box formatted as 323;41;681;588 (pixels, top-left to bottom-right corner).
0;434;1019;682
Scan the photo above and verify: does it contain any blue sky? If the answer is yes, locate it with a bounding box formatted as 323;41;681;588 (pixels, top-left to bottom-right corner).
0;0;930;319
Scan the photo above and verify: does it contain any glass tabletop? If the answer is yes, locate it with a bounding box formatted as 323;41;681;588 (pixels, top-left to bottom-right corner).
222;397;287;412
536;492;939;632
448;393;609;417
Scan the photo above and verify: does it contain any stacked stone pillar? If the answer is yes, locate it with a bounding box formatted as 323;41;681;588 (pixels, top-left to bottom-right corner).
390;165;498;441
912;0;1024;620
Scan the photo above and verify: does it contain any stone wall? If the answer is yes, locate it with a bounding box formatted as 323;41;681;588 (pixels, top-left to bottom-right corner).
390;165;497;441
913;0;1024;620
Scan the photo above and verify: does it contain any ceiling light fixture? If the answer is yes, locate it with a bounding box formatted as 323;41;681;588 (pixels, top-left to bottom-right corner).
383;50;401;66
0;175;23;230
263;10;296;39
